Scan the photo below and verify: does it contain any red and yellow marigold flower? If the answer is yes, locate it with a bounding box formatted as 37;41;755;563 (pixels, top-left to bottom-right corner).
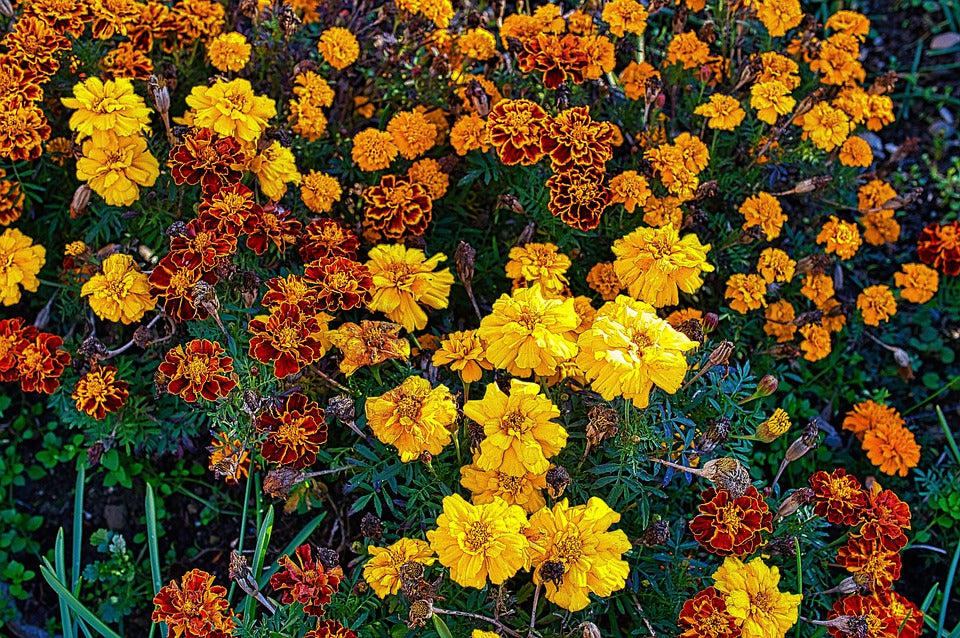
678;587;741;638
148;255;218;322
269;544;343;616
168;217;237;270
73;365;129;420
299;218;358;262
486;99;548;166
545;167;612;231
304;257;373;311
15;331;71;394
168;129;246;194
689;486;773;557
365;376;458;462
917;221;960;275
541;106;615;172
827;594;896;638
808;469;867;526
152;569;236;638
258;392;328;469
362;175;433;240
159;339;237;402
836;535;902;591
248;302;329;378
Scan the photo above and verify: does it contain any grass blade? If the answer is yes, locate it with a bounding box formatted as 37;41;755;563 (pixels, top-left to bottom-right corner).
937;406;960;466
244;505;274;619
258;512;326;588
41;561;123;638
72;463;85;590
939;538;960;635
145;483;168;638
55;529;74;638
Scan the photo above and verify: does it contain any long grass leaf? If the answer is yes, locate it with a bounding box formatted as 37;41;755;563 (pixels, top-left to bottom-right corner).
40;563;123;638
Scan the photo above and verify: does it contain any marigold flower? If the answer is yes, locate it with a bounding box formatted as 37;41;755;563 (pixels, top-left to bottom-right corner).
665;308;704;330
317;27;359;69
541;106;614;172
0;227;45;306
678;587;741;638
208;433;250;485
756;51;800;88
269;544;343;616
299;218;358;261
207;31;251;72
799;103;852;152
855;285;897;326
363;175;433;240
457;27;497;59
186;79;276;142
917;221;960;276
250;140;300;201
477;284;578;377
305;620;357;638
77;132;159;207
352;129;399;172
576;296;696;408
695;94;746;130
763;300;797;343
817;215;862;260
740;192;786;241
504;243;570;295
689;486;773;557
862;420;921;477
799;323;831;362
608;171;651;213
757;248;796;283
72;365;129;420
244;204;303;255
838;136;873;167
16;331;70;394
258;392;328;468
612;224;712;307
860;485;912;551
169;217;238;270
836;535;902;591
427;494;528;589
432;330;492;383
248;302;329;378
586;262;623;301
894;263;937;303
386;110;437;160
516;32;589;89
148;255;217;322
602;0;648;36
262;274;317;311
619;60;659;100
800;273;835;306
0;175;24;226
879;591;923;638
81;253;156;324
102;42;154;80
756;408;791;442
826;595;895;638
842;399;903;440
152;569;236;638
857;180;900;246
402;159;448;202
450;114;489;155
755;0;803;37
460;461;547;514
304;256;372;311
725;274;768;314
808;468;868;526
0;318;29;382
750;81;796;125
811;33;866;86
168;128;246;194
363;538;436;599
328;320;410;376
159;339;237;402
486;99;548;166
545;167;611;231
527;497;631;611
711;557;802;638
642;195;685;228
365;376;457;462
61;77;151;139
365;244;453;332
667;31;711;69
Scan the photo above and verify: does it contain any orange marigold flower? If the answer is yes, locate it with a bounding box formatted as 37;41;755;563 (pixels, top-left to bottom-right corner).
856;285;896;326
363;175;433;240
387;110;437;160
678;586;741;638
757;248;796;283
541;106;615;172
602;0;648;37
0;317;29;382
755;0;803;37
73;365;129;420
269;544;343;616
799;323;831;362
836;535;901;591
818;297;847;333
694;94;745;130
208;433;250;485
810;33;866;86
817;215;862;260
808;469;867;526
304;256;373;311
799;103;852;152
248;303;329;378
0;96;51;162
328;320;410;377
839;136;873;167
545;167;611;231
159;339;237;402
857;180;900;246
612;224;713;307
299;218;358;261
609;170;652;213
432;330;492;384
750;81;796;125
486;99;548;166
740;192;786;240
642;195;685;228
877;591;923;638
763;299;797;343
300;171;342;215
352;129;399;172
458;28;497;60
516;32;588;89
827;10;871;39
842;399;903;441
207;31;251;72
148;255;218;322
365;376;458;462
756;52;800;89
667;31;711;70
258;392;328;468
317;27;359;70
506;242;571;295
16;331;71;394
917;221;960;276
152;569;236;638
619;60;659;100
586;262;623;301
689;486;773;557
894;263;938;304
827;595;895;638
862;420;921;477
407;158;449;200
665;308;703;329
725;274;767;314
450;114;489;155
800;273;835;306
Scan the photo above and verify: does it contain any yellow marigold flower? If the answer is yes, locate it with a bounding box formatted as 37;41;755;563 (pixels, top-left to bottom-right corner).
894;263;938;304
612;224;714;307
827;10;871;39
665;307;703;329
0;227;45;305
712;557;802;638
799;323;831;362
667;31;711;70
842;399;904;440
352;129;398;172
800;273;835;306
407;158;448;200
572;295;597;334
642;195;685;229
619;61;659;100
505;243;571;296
755;0;803;37
694;94;745;131
77;131;159;207
750;81;795;125
799;103;852;152
756;248;796;283
862;420;921;477
458;28;496;60
65;241;88;257
464;378;566;475
527;497;631;612
328;320;410;377
756;52;800;89
816;215;862;260
366;244;454;333
81;253;156;324
432;330;492;384
739;192;786;240
763;299;796;343
426;494;528;589
207;32;251;72
289;98;328;141
609;170;652;213
293;71;335;108
839;136;873;167
856;285;897;326
450;114;489;155
249;140;301;201
461;460;547;513
476;284;579;377
186;78;277;142
365;376;457;462
318;26;359;69
419;0;453;27
387;110;437;160
576;296;695;408
300;171;341;214
61;77;151;139
725;273;768;314
363;538;435;599
602;0;648;37
586;262;623;301
755;408;791;443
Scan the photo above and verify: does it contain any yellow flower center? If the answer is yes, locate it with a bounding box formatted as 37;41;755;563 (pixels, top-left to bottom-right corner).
278;419;308;446
717;506;743;533
463;521;492;553
569;181;599;204
169;269;194;295
185;357;211;382
83;376;106;396
751;590;772;614
104;277;129;300
515;307;542;331
496;472;525;496
555;533;583;564
275;326;300;351
192;232;212;250
502;410;529;436
395;394;423;422
19;346;42;370
700;609;731;635
631;331;653;349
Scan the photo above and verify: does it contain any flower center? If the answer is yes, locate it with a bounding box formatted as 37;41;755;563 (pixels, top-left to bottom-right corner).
463;521;492;553
717;506;743;533
502;410;528;436
84;376;106;395
395;394;422;422
556;534;583;564
278;418;309;446
185;357;211;382
275;325;300;350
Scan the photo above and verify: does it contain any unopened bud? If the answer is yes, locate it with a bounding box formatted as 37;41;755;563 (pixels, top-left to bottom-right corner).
785;419;820;463
702;312;719;334
148;75;170;114
0;0;13;17
756;375;779;397
776;487;814;519
580;622;602;638
636;520;670;547
696;416;730;453
70;184;92;219
262;467;304;499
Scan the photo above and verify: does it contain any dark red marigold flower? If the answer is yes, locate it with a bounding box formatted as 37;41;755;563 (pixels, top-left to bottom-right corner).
197;183;262;236
304;256;373;311
545;167;611;231
0;317;32;382
299;218;359;262
858;486;911;552
152;568;236;638
148;255;218;322
258;392;328;468
917;221;960;276
169;216;238;270
262;274;319;312
827;594;896;638
72;365;129;420
516;33;587;89
244;203;303;255
677;586;741;638
877;590;923;638
168;128;246;194
689;486;773;556
305;619;359;638
248;302;328;378
362;175;433;240
486;98;548;166
158;339;237;402
541;106;615;172
808;468;868;527
269;544;343;617
836;535;902;591
15;331;71;394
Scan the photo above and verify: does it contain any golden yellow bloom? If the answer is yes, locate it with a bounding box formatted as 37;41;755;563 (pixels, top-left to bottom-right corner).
586;262;623;301
477;284;579;377
450;114;489;155
317;27;360;69
750;81;795;125
839;136;873;167
800;273;834;306
249;140;301;201
407;158;449;200
894;263;938;304
0;228;45;306
755;0;803;37
329;320;410;377
602;0;648;37
763;300;796;343
386;110;437;160
856;285;897;326
300;171;342;214
816;215;862;260
756;52;800;89
366;244;454;333
61;77;151;139
505;243;570;295
81;253;156;324
711;557;802;638
76;131;159;207
665;308;703;329
798;103;851;152
755;408;791;443
609;170;652;213
667;31;711;70
458;28;497;59
740;192;786;240
527;497;631;612
426;494;528;589
799;323;832;362
461;459;547;513
186;78;277;142
756;248;796;283
365;376;457;462
207;32;251;72
419;0;453;27
352;129;398;172
619;61;659;100
576;296;696;408
642;195;685;229
363;538;436;598
472;631;500;638
694;94;745;130
464;378;566;475
431;330;492;384
612;224;714;307
725;274;768;314
65;241;88;257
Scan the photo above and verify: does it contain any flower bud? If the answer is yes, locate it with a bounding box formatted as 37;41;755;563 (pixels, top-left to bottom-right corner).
360;512;384;540
776;487;814;519
762;536;798;557
702;312;719;334
546;466;572;499
636;520;670;547
755;408;792;443
696;416;730;453
755;375;779;397
262;467;304;499
580;622;602;638
70;184;92;219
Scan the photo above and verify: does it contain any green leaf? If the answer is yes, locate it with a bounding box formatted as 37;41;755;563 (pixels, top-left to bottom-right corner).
432;614;454;638
40;562;122;638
